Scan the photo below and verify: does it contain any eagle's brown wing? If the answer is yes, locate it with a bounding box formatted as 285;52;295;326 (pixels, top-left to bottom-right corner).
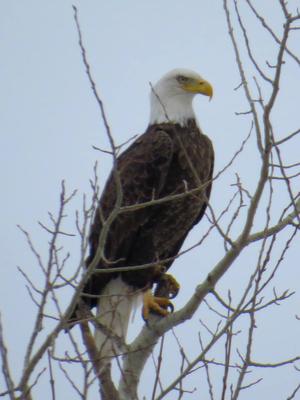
162;146;214;271
125;130;215;275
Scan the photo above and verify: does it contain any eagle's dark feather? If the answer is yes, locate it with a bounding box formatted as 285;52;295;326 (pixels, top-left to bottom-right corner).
80;119;214;310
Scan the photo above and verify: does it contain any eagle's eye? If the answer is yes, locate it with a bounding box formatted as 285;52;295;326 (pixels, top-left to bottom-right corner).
177;75;189;84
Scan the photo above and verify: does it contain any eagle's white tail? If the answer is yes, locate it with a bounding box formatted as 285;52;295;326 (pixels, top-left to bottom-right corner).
94;276;140;363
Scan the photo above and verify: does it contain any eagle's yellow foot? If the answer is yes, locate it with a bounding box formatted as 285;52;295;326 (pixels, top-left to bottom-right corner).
155;274;180;299
142;289;174;321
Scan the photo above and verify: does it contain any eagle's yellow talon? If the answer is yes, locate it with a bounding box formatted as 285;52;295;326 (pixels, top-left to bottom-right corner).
142;289;174;321
155;274;180;299
165;274;180;299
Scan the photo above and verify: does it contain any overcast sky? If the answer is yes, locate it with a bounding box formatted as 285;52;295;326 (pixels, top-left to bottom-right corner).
1;1;300;399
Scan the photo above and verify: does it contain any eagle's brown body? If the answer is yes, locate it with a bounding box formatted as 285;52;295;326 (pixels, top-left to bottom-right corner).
81;119;214;310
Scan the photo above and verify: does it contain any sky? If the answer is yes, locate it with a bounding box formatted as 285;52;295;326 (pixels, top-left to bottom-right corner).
1;1;300;399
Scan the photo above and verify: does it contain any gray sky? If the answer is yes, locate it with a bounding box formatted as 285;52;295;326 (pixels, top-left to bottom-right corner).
1;1;300;399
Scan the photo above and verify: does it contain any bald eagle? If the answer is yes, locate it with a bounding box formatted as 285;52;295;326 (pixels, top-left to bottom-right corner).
73;69;214;358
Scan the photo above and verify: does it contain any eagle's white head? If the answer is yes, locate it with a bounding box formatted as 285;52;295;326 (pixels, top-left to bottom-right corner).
149;68;213;126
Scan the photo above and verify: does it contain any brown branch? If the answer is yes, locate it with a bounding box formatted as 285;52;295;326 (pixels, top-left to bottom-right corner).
246;0;300;66
151;336;165;400
0;315;16;400
274;128;300;146
234;0;272;84
79;318;120;400
223;0;263;154
47;351;56;400
22;182;70;377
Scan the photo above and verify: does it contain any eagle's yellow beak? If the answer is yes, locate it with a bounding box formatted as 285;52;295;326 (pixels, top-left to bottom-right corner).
183;79;213;100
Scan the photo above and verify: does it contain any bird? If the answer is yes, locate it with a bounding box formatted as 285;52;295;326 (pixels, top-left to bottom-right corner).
71;68;214;360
